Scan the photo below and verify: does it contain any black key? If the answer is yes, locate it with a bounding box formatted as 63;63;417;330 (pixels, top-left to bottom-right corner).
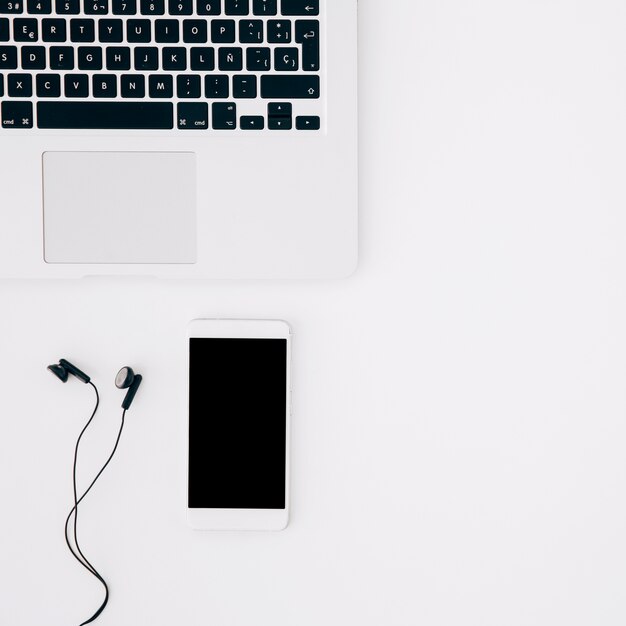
106;46;130;69
7;73;32;96
50;46;74;69
0;18;8;40
268;101;291;130
36;73;61;97
140;0;163;14
224;0;246;14
232;74;255;98
84;0;107;13
155;19;179;42
21;46;45;69
77;46;102;69
134;46;157;69
190;47;214;70
281;0;317;15
2;101;32;128
27;0;51;13
218;46;241;71
295;19;318;71
211;19;234;43
177;102;208;129
93;74;116;97
204;74;227;97
148;74;172;97
246;46;269;71
0;0;22;13
261;74;318;98
56;0;78;12
37;102;174;128
196;0;219;14
183;19;206;43
70;19;95;42
168;0;191;14
176;74;200;98
14;18;38;41
120;73;145;97
99;19;123;42
162;47;185;70
267;19;290;43
42;19;66;42
240;114;263;129
252;0;274;15
0;74;3;96
112;0;135;13
239;18;262;43
268;116;291;129
64;73;89;96
0;45;17;68
212;102;235;129
296;115;319;130
127;19;150;43
274;46;298;71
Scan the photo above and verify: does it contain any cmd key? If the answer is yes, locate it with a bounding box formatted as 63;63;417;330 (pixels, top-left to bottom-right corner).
281;0;317;15
2;101;33;128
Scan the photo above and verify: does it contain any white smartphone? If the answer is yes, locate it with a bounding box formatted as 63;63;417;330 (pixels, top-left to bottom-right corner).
187;319;291;531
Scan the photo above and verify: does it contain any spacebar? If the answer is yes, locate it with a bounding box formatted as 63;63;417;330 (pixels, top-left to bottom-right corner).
37;102;174;130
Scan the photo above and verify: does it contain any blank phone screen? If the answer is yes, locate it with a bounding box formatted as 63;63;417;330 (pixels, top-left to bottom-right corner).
188;337;287;510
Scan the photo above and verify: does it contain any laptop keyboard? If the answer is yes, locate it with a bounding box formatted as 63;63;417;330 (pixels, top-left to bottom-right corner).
0;0;322;130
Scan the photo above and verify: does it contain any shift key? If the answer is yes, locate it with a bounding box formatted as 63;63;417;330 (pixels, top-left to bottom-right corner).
261;75;319;99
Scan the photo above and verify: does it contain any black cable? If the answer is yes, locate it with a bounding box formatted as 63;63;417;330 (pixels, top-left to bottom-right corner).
64;381;127;625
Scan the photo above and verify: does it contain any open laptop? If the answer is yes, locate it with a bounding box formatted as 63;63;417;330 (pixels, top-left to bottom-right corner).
0;0;357;278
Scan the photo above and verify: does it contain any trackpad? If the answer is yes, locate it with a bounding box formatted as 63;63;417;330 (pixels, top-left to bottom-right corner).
43;152;197;264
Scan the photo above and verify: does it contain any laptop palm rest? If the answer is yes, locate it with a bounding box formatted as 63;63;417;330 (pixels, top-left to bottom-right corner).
43;151;197;265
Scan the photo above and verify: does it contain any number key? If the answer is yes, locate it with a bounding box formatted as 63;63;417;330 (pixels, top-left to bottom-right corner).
27;0;51;13
112;0;136;13
140;0;163;14
84;0;107;13
0;0;23;14
196;0;219;14
168;0;191;13
56;0;79;13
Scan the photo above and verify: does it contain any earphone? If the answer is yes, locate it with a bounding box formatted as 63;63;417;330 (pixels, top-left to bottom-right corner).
48;359;142;626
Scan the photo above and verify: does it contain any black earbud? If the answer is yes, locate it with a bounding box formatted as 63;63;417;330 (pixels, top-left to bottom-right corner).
47;358;91;384
115;366;142;410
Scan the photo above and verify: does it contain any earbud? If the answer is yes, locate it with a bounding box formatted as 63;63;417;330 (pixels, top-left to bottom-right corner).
47;359;91;384
115;366;142;410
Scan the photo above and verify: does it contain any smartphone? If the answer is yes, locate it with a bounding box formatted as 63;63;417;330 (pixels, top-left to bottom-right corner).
187;319;291;531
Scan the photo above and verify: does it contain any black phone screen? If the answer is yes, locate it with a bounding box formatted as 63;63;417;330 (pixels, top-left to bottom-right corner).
188;337;288;510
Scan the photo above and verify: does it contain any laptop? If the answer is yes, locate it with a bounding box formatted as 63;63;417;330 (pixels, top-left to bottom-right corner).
0;0;358;278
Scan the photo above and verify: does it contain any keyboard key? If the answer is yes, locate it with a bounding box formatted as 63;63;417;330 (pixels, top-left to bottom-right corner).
148;74;173;97
14;18;38;41
218;46;242;71
240;114;263;129
0;18;8;40
77;46;102;69
205;74;228;97
190;46;214;70
274;46;298;71
246;46;269;71
27;0;51;13
21;45;45;69
37;102;174;128
252;0;274;15
64;73;89;96
56;0;78;12
212;101;235;129
176;74;200;98
267;19;290;43
50;46;74;69
162;46;185;70
168;0;191;13
183;19;206;43
261;74;319;98
0;74;3;96
70;19;95;42
211;19;234;43
0;45;17;68
268;102;290;116
42;19;66;42
281;0;317;15
99;19;123;42
36;73;61;97
93;74;116;97
127;19;151;42
155;19;179;42
224;0;246;14
2;101;32;128
295;19;318;71
178;102;208;129
7;73;32;97
296;115;320;130
120;73;145;97
232;74;256;98
112;0;135;13
134;46;157;69
0;0;22;13
196;0;218;14
268;116;291;129
84;0;107;13
106;46;130;69
239;19;262;43
140;0;163;14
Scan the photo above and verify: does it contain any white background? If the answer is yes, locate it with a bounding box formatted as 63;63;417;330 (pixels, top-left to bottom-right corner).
2;0;626;623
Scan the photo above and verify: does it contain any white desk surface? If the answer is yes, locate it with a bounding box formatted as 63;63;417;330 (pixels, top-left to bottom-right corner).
3;1;626;624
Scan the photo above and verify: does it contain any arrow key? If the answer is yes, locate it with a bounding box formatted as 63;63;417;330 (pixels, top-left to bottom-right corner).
296;115;319;130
